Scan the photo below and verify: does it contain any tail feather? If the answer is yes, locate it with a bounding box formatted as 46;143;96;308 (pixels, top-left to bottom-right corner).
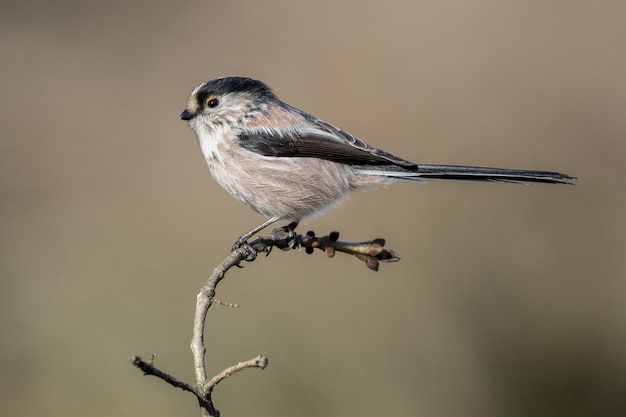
357;164;575;184
412;164;575;184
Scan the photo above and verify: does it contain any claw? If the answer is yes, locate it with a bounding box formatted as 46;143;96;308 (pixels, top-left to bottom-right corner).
231;237;246;252
231;239;258;263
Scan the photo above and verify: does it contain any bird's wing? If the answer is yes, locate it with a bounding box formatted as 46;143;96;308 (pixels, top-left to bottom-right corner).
237;116;417;168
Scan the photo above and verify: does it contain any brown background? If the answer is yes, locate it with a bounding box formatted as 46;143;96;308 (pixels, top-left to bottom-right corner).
1;1;625;416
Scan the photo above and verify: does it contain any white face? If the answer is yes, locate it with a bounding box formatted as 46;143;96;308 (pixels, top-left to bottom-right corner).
184;86;258;137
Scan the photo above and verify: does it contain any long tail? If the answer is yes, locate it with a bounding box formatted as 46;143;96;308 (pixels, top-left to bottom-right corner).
412;164;575;184
358;164;575;184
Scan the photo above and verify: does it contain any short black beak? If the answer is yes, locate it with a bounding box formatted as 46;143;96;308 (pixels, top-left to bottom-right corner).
179;109;194;121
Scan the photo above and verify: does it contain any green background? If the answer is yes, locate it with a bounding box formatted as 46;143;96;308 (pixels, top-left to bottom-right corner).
2;1;624;416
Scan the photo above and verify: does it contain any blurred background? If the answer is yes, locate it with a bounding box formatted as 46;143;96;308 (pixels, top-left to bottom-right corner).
1;1;625;416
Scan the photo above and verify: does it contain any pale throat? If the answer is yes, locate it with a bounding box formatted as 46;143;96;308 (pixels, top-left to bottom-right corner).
195;120;234;167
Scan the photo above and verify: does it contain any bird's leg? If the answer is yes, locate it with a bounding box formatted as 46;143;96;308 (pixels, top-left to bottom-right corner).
232;216;280;251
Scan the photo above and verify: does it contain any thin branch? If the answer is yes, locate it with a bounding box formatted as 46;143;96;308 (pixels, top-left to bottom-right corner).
190;249;254;387
131;355;218;416
132;227;400;416
248;226;401;271
132;355;196;394
203;355;269;394
299;231;400;271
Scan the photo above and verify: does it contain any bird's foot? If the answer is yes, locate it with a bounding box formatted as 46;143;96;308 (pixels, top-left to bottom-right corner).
231;238;259;266
270;221;300;251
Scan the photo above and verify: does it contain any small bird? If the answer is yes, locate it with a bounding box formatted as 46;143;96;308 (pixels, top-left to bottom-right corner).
180;76;574;248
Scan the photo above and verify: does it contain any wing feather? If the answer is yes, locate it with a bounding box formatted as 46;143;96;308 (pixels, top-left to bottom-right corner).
238;116;417;167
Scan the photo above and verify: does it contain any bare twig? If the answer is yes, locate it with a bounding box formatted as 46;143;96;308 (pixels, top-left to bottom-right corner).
203;355;269;394
132;227;400;416
191;250;247;387
249;226;401;271
132;355;197;394
299;231;400;271
131;355;217;415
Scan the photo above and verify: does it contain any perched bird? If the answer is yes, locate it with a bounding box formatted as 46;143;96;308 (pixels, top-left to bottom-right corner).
180;76;574;248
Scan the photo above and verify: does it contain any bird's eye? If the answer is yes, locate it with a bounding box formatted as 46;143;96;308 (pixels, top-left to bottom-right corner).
206;97;219;108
